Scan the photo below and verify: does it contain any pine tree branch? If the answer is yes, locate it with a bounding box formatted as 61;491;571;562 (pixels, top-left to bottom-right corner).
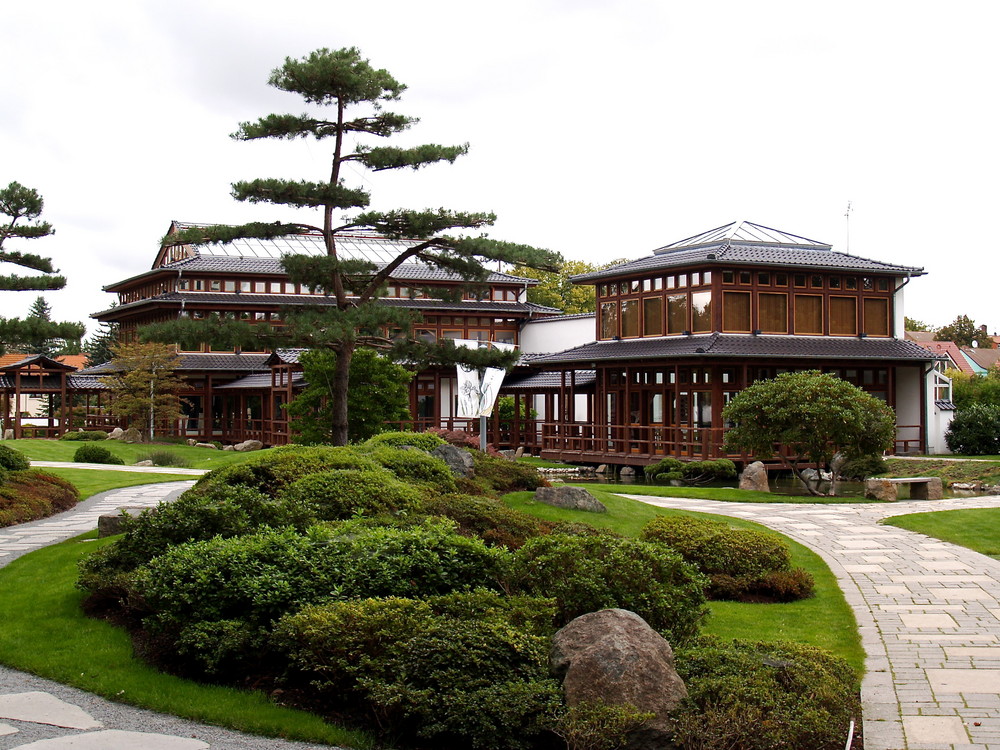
231;179;370;209
355;143;469;171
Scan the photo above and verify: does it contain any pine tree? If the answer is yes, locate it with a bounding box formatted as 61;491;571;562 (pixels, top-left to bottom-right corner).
0;182;85;356
100;341;189;441
142;47;562;445
83;320;119;367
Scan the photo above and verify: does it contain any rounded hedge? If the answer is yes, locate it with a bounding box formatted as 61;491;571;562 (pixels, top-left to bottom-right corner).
360;445;458;492
279;468;423;520
364;431;447;451
0;444;30;471
641;516;791;577
945;403;1000;455
73;444;125;465
506;533;708;644
420;494;544;548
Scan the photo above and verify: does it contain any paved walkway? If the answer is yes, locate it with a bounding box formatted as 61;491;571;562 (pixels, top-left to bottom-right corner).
625;492;1000;750
0;480;337;750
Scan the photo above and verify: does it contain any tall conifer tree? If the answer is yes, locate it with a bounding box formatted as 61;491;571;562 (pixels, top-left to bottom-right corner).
143;48;561;444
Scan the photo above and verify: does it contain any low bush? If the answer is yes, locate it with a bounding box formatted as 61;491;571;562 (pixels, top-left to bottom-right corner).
0;470;80;527
279;468;423;520
72;444;125;465
364;431;447;452
360;445;458;492
136;450;191;468
640;516;812;602
468;450;545;494
275;591;560;750
125;520;507;678
645;458;737;485
549;700;655;750
506;533;708;643
421;494;545;548
0;444;30;471
838;454;888;480
59;430;109;441
946;403;1000;455
669;637;860;750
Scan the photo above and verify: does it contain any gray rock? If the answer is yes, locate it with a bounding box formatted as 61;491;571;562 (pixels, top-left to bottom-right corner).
432;444;476;478
222;444;235;451
830;452;847;476
134;460;154;467
97;507;147;538
739;461;770;492
596;464;608;474
800;468;832;482
534;486;606;513
187;439;198;446
194;442;218;450
107;427;125;440
620;466;635;477
499;449;517;461
514;446;525;458
234;439;264;452
2;429;12;440
551;609;687;750
864;479;898;502
121;427;144;444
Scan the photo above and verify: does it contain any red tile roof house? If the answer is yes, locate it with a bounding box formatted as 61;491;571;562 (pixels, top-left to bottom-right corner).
0;220;955;464
905;332;979;375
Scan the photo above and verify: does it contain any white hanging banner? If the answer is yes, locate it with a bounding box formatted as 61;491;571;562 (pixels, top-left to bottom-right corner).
453;340;516;418
455;364;482;418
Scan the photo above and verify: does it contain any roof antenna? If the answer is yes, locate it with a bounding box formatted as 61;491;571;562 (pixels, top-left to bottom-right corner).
844;201;852;255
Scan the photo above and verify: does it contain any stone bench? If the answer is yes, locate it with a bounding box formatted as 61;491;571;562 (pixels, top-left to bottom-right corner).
864;477;943;502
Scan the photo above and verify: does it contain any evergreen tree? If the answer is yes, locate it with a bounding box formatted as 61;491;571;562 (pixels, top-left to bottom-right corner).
83;320;119;367
0;182;85;355
142;47;561;445
100;342;189;441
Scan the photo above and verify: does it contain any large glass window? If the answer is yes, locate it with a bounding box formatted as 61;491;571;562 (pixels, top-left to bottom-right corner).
794;295;823;334
600;301;619;339
864;298;890;336
759;293;787;333
691;291;712;333
722;291;751;332
830;296;858;335
621;299;640;337
643;297;663;336
666;294;687;334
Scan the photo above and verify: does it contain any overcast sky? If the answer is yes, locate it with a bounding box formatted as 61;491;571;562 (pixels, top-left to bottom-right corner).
1;0;996;337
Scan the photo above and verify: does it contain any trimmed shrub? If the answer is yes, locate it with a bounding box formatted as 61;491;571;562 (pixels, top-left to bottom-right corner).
59;430;109;441
129;520;507;678
136;450;191;468
0;470;80;527
640;516;727;557
0;444;30;471
709;568;815;603
195;445;379;497
468;450;545;493
945;403;1000;455
549;701;655;750
838;454;888;480
421;494;545;548
276;592;560;749
506;533;708;643
669;637;860;750
364;430;447;452
645;458;737;485
72;444;125;465
279;468;423;520
360;445;458;492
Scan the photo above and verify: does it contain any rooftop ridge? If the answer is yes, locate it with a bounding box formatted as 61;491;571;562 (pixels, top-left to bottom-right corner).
654;220;831;255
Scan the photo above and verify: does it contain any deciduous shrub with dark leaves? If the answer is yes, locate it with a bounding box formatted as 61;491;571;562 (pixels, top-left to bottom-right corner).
72;444;125;465
0;470;79;527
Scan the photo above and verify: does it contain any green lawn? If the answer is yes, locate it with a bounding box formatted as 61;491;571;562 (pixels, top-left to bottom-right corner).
567;481;878;504
505;486;865;673
6;438;265;471
36;467;197;500
883;508;1000;559
0;532;370;747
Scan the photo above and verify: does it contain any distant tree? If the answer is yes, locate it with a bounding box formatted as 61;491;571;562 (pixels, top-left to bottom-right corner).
946;367;1000;410
904;317;932;332
141;47;561;445
14;296;82;357
722;370;897;496
935;315;994;348
945;403;1000;455
100;342;189;441
511;258;630;314
83;320;119;367
0;182;84;356
286;347;412;443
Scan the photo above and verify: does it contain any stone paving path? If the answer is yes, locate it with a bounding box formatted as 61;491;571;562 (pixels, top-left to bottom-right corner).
0;480;336;750
623;492;1000;750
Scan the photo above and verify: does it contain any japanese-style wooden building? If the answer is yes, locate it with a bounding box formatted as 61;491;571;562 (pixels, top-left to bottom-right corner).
6;219;952;466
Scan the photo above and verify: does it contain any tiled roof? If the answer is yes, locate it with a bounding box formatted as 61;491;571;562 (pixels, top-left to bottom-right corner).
962;347;1000;371
80;353;272;374
215;372;307;390
0;354;76;372
910;340;977;374
572;221;923;283
529;334;940;365
503;370;596;391
93;292;557;318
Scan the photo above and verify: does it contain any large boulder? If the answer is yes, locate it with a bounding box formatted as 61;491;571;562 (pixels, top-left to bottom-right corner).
865;479;898;502
534;485;606;513
107;427;125;441
551;609;687;750
432;444;475;478
739;460;770;492
234;439;264;452
121;427;144;444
